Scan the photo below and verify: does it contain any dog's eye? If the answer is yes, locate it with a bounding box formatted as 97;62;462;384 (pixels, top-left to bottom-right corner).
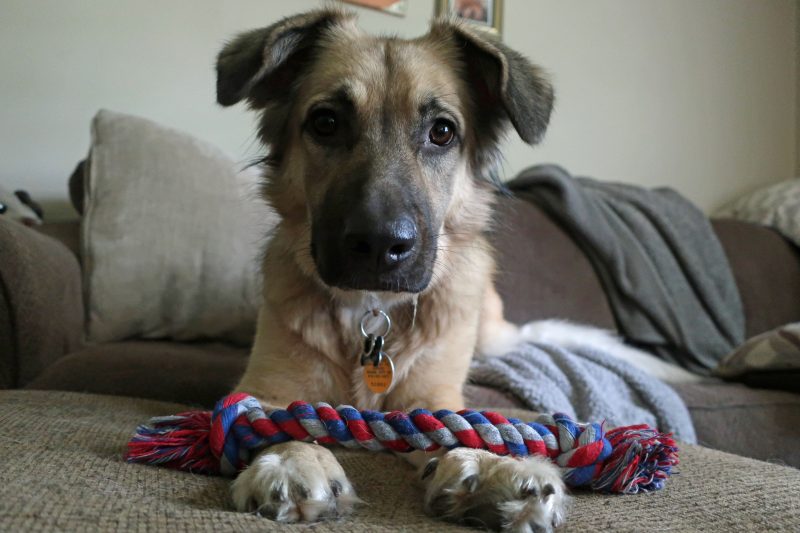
429;119;455;146
310;109;337;137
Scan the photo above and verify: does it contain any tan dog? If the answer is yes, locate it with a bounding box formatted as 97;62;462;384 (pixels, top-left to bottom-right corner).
216;7;568;531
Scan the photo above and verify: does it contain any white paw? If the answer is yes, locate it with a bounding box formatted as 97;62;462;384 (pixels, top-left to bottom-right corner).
422;448;568;532
231;441;359;522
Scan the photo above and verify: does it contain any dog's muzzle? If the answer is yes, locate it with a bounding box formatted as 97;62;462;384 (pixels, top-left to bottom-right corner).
312;210;434;293
344;215;417;272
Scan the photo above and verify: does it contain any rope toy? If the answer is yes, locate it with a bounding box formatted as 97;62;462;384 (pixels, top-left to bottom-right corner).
125;392;679;494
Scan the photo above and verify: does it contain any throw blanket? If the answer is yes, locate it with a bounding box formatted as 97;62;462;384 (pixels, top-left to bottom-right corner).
509;164;744;373
470;343;697;444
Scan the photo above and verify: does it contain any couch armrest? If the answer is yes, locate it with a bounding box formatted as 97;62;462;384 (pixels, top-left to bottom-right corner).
0;219;84;387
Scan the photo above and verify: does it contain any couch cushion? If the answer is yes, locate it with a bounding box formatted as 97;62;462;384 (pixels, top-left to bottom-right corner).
490;197;616;329
672;381;800;468
2;390;799;532
712;219;800;338
24;341;248;407
36;220;80;258
80;110;277;346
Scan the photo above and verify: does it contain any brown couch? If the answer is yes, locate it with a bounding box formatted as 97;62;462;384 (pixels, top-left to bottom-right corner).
5;193;800;465
2;193;800;531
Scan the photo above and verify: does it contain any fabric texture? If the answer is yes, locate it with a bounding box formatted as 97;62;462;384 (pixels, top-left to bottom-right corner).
509;165;744;373
0;219;84;388
1;390;799;532
469;342;697;443
716;179;800;247
714;323;800;392
81;110;277;345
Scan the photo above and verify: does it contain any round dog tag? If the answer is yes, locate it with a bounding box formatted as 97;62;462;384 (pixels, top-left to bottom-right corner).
363;353;395;394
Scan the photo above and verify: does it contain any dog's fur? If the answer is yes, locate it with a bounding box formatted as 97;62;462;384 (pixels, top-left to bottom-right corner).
214;7;685;531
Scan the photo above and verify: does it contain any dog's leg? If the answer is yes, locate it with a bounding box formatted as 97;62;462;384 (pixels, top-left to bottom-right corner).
229;311;359;522
231;440;359;522
403;445;568;532
229;392;360;522
477;284;522;357
393;310;568;531
419;449;567;532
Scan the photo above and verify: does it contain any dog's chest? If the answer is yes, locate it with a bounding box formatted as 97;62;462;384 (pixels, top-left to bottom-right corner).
300;304;425;410
346;337;419;411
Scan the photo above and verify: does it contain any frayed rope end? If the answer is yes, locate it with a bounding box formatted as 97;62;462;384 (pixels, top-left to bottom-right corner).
592;425;679;494
125;410;219;475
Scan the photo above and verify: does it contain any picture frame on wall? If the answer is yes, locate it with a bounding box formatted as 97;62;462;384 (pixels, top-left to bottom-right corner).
437;0;503;35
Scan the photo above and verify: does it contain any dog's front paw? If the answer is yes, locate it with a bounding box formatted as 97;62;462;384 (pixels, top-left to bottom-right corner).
231;441;359;522
422;448;568;532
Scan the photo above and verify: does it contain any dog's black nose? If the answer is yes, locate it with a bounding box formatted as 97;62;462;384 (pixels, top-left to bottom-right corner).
344;216;418;271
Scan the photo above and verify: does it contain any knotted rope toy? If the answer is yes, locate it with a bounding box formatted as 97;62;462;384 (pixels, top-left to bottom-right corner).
126;392;679;494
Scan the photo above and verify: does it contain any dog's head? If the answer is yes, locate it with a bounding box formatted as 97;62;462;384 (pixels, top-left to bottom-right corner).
217;8;553;294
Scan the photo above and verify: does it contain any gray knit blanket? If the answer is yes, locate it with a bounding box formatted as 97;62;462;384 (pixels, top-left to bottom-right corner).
470;343;697;443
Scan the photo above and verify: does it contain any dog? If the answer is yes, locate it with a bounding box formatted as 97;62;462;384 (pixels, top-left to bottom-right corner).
214;7;692;531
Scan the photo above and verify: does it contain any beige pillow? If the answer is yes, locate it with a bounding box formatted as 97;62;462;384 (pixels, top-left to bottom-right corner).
81;110;276;345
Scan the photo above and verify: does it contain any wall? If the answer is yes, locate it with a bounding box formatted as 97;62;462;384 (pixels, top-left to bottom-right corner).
0;0;796;220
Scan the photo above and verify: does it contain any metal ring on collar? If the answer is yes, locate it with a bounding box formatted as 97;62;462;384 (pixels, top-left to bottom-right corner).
359;309;391;338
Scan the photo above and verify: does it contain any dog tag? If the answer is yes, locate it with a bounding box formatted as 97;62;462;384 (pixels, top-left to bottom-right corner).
363;353;394;394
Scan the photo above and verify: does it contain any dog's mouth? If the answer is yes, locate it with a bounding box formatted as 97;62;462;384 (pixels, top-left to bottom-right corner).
322;269;433;293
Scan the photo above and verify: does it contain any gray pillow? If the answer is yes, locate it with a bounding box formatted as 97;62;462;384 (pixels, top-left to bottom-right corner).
81;110;276;345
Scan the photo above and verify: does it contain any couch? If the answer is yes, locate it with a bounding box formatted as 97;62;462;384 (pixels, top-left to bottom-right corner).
2;190;800;531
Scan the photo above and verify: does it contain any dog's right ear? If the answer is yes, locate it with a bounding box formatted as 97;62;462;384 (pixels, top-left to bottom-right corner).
430;19;554;146
216;8;354;108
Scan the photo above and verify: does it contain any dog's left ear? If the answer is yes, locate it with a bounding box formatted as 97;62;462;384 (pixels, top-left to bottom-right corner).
431;21;554;145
